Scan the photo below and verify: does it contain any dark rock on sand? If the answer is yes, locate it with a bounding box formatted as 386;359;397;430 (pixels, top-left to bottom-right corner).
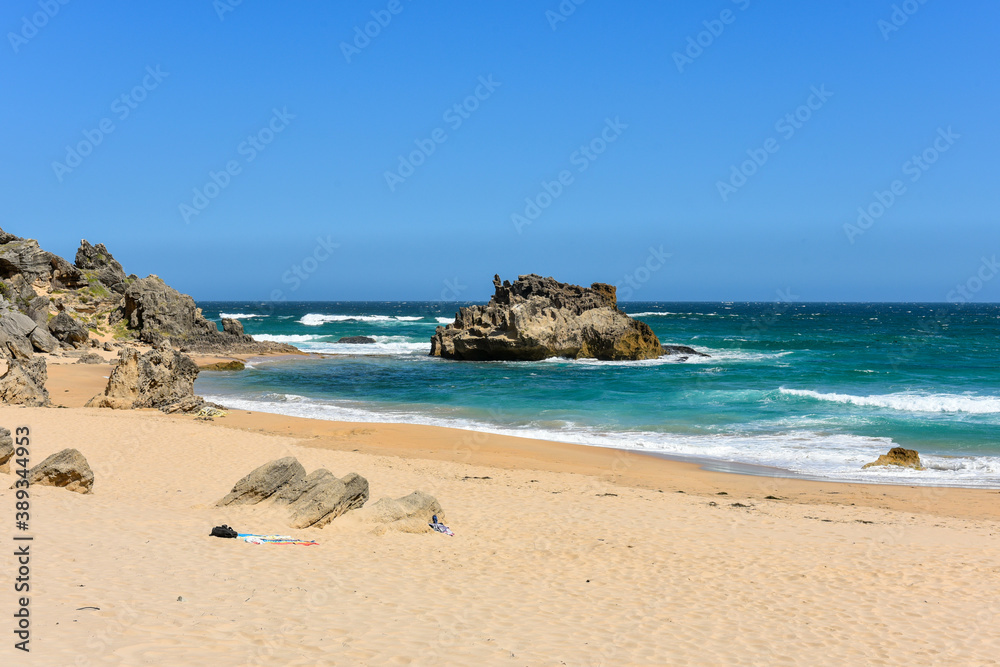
337;336;376;344
17;448;94;494
77;352;105;364
0;357;50;406
217;457;307;506
86;346;202;412
48;311;90;348
863;447;924;470
75;240;128;294
430;274;662;361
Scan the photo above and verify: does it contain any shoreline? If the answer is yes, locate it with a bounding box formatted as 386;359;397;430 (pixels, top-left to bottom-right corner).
45;362;1000;521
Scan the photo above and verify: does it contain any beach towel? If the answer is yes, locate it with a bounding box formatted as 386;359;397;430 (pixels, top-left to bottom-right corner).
429;515;454;536
237;533;319;546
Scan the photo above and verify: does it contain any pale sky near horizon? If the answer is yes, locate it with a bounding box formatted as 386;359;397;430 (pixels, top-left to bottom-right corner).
3;1;998;302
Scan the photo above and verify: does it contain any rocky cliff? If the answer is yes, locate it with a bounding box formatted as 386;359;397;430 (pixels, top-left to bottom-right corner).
0;227;296;359
430;274;663;361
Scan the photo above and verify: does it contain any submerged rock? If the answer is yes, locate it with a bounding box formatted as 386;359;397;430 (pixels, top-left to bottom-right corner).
430;274;662;361
862;447;924;470
337;336;376;344
661;344;710;358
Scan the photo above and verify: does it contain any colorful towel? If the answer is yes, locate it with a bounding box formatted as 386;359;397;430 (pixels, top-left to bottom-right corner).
429;515;454;536
237;533;319;546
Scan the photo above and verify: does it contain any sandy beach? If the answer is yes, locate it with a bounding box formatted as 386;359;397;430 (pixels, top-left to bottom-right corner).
0;363;996;665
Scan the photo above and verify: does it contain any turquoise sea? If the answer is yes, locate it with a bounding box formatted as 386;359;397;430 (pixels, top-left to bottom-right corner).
193;301;1000;488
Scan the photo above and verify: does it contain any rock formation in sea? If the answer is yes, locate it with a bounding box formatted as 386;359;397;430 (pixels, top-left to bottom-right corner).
862;446;924;470
430;274;664;361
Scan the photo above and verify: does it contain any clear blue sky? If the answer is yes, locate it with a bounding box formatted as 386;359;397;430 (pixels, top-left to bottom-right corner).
3;1;998;302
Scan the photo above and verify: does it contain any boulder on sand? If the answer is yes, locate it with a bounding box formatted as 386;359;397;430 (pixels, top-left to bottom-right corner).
16;448;94;494
431;274;663;361
48;311;90;347
346;490;444;535
217;457;370;528
862;447;924;470
86;346;203;412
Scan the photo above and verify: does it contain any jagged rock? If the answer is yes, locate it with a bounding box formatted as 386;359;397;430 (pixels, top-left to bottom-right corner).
349;491;444;535
863;447;924;470
430;274;662;361
17;448;93;494
0;357;50;406
338;336;376;344
27;295;49;327
103;341;114;351
86;346;201;411
75;240;127;294
0;235;53;283
160;396;218;414
77;352;104;364
221;318;250;339
217;457;307;506
0;427;13;473
48;312;89;347
661;345;710;358
122;276;216;345
28;326;59;353
272;469;370;529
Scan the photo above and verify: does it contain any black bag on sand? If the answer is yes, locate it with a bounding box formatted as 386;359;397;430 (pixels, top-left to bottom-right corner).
210;525;238;538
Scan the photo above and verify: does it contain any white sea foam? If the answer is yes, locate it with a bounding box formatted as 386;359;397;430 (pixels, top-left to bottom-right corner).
219;313;262;319
625;311;677;317
198;391;1000;488
436;317;454;324
252;334;325;343
299;313;428;326
779;388;1000;414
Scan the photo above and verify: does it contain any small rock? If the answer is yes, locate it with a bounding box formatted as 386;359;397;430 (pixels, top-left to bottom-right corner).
14;448;94;494
77;352;105;365
337;336;376;344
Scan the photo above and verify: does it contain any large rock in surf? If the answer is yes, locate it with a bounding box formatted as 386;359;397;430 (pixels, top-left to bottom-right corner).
217;456;370;528
862;447;924;470
18;448;94;494
86;345;203;412
430;274;663;361
0;357;51;406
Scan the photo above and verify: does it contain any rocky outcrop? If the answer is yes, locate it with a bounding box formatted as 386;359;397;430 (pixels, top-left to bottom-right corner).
0;427;13;473
217;457;370;529
16;448;93;494
75;240;127;294
338;336;376;344
348;491;444;535
430;274;663;361
863;447;924;470
86;346;202;412
120;277;296;354
77;352;105;364
0;357;50;406
0;230;85;289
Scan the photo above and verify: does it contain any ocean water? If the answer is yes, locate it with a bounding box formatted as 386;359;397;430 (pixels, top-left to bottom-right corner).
194;301;1000;488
